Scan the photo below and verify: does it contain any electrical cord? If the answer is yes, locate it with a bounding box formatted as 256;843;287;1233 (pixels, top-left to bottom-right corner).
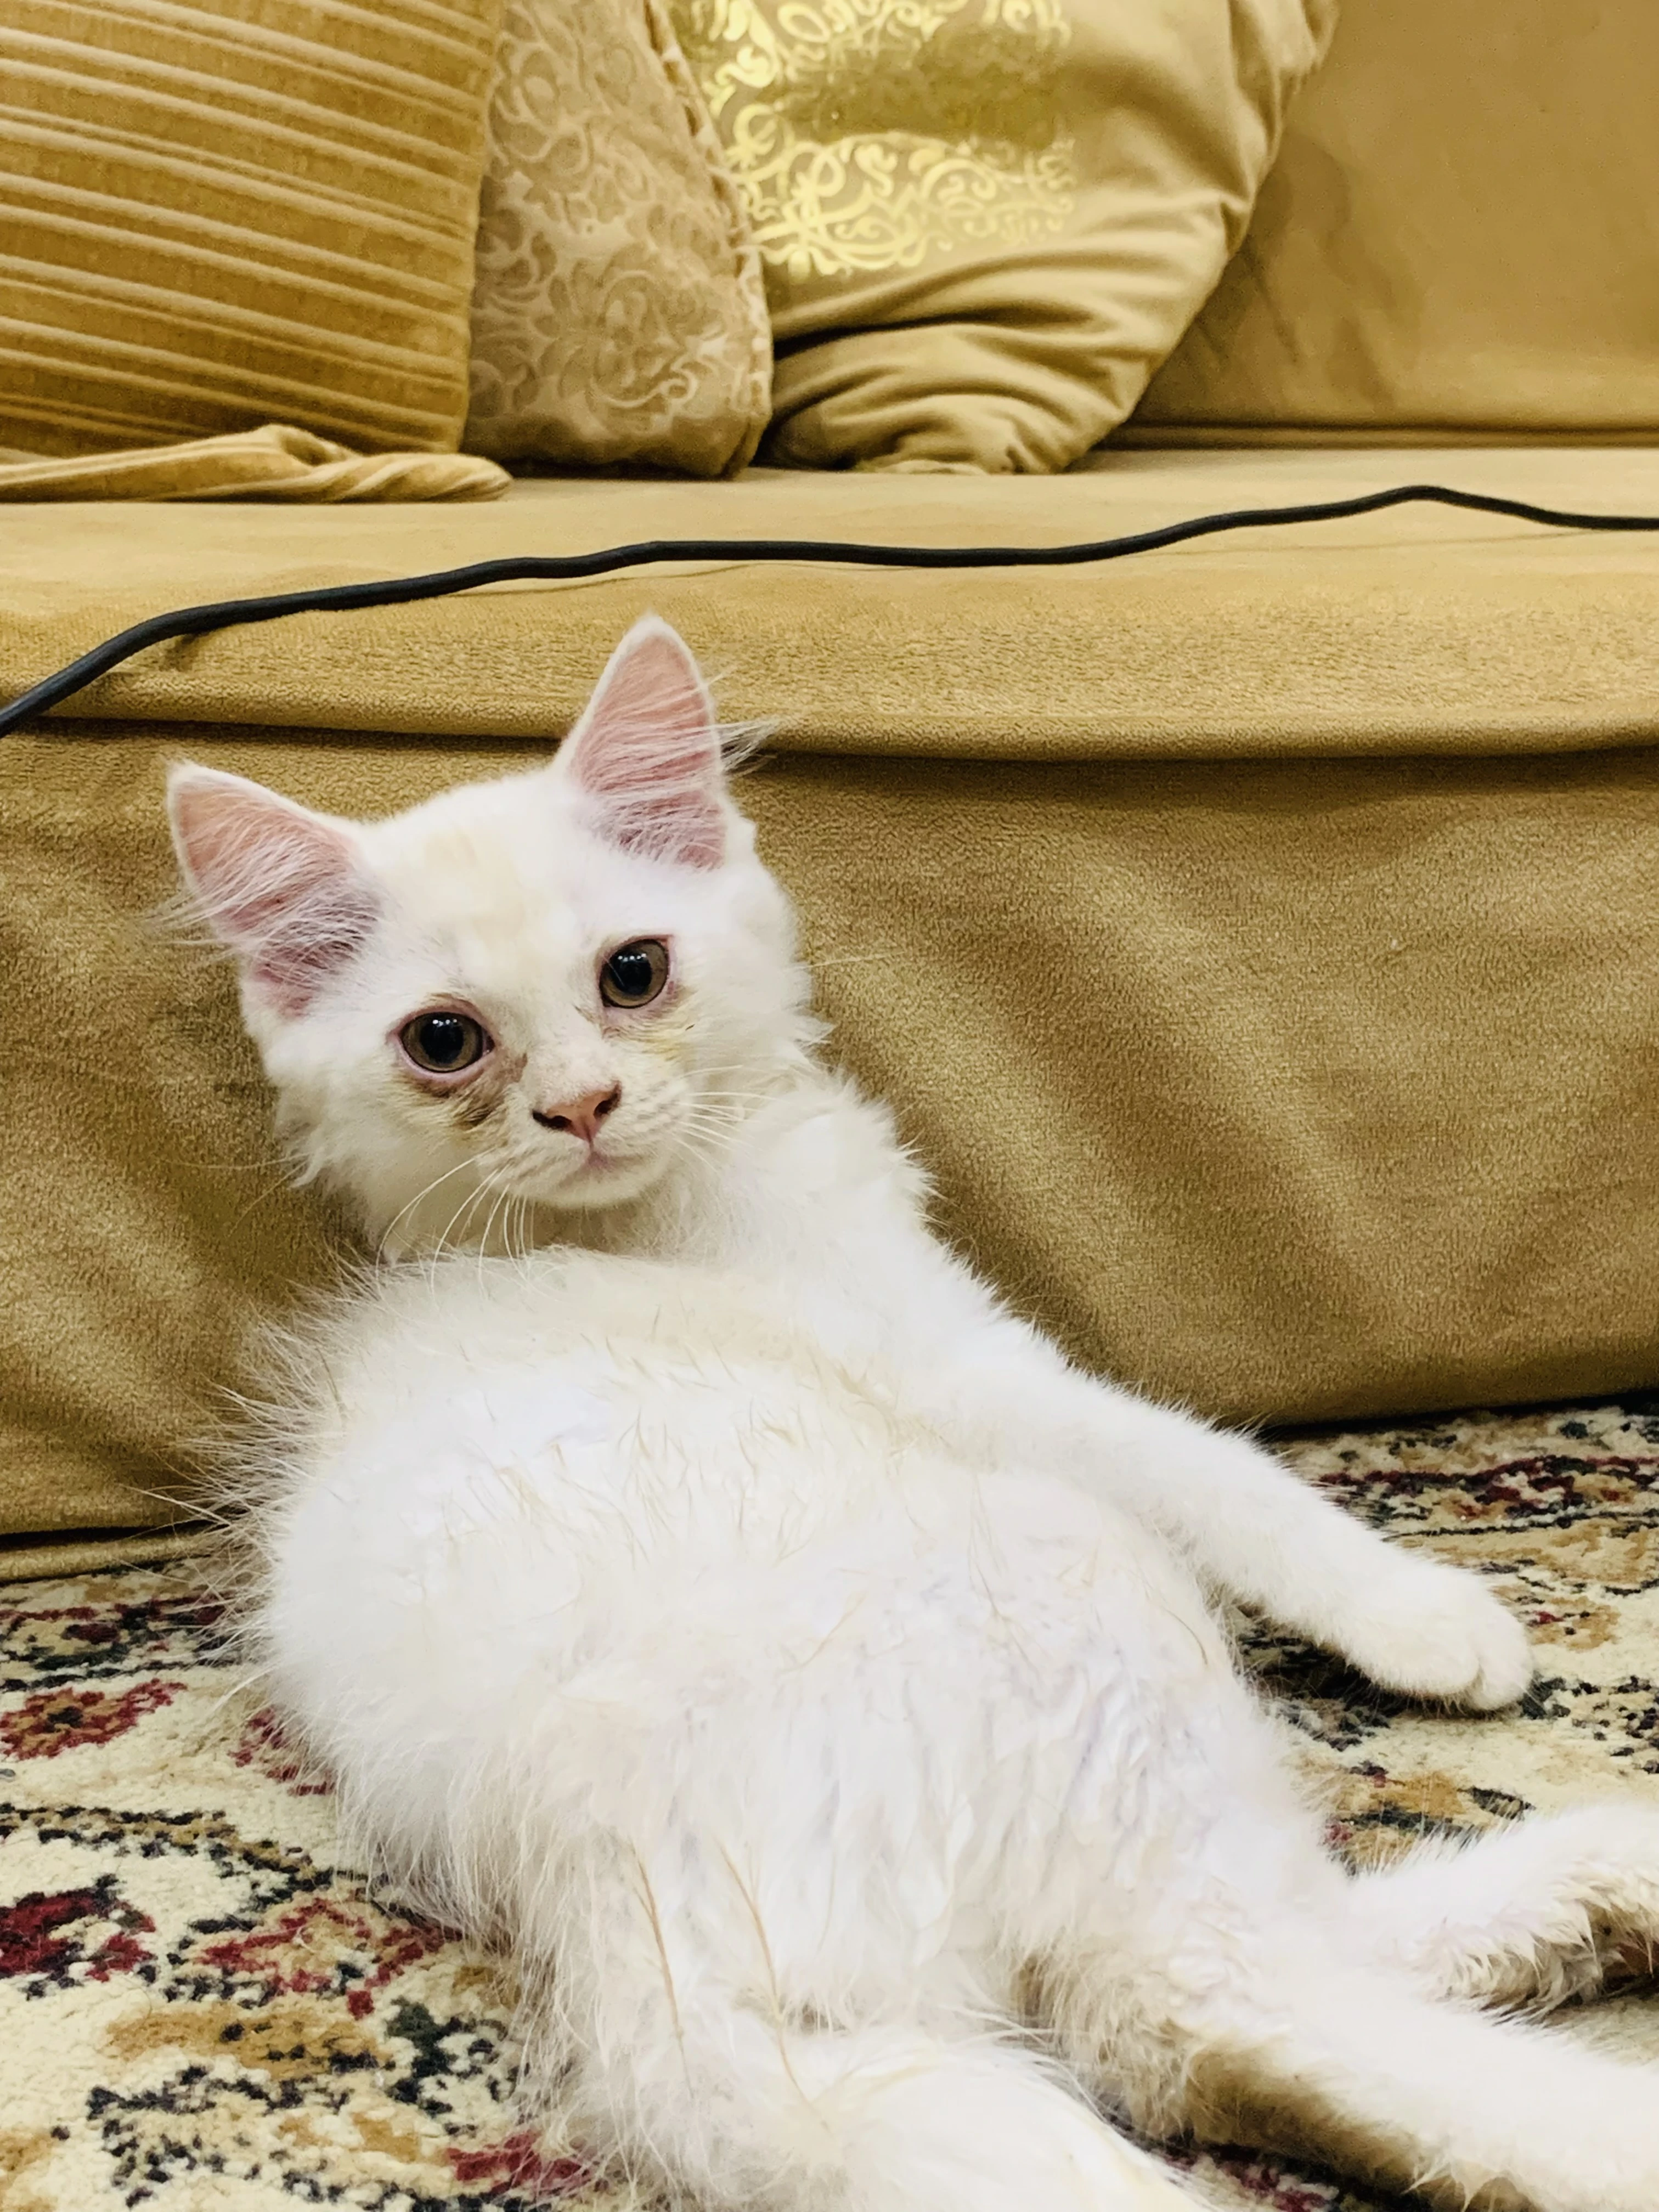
2;480;1656;740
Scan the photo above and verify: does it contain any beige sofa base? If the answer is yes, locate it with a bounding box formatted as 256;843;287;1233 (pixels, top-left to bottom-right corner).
5;714;1659;1566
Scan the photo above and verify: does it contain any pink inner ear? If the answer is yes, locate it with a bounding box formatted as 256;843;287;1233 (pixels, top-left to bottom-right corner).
563;623;725;868
173;777;379;1014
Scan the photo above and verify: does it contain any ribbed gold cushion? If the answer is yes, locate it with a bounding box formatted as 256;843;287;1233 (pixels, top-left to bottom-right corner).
0;0;504;456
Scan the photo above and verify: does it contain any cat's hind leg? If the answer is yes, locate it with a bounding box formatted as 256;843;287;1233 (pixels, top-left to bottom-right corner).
1048;1939;1659;2212
544;1834;1197;2212
1349;1801;1659;2010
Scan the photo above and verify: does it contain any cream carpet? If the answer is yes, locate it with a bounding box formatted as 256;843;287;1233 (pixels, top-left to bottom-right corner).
2;1398;1656;2210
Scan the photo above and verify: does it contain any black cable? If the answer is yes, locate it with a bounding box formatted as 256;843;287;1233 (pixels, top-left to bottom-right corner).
3;480;1657;740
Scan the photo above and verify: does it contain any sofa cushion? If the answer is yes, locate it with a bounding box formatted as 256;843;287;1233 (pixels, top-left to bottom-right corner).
668;0;1335;473
1;449;1656;756
1129;0;1659;443
0;0;502;458
465;0;772;476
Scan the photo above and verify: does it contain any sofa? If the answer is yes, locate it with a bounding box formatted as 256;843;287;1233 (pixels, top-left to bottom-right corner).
5;0;1659;1573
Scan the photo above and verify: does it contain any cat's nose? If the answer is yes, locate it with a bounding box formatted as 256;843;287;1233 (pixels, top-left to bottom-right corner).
532;1086;621;1145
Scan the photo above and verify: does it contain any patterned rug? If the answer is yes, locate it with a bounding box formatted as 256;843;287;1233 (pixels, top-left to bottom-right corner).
3;1399;1657;2212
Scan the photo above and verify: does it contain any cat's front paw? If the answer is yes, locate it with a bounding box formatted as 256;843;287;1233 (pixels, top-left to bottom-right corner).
1334;1560;1533;1710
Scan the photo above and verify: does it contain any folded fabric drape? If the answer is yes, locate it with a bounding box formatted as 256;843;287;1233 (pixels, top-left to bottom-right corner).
0;426;510;504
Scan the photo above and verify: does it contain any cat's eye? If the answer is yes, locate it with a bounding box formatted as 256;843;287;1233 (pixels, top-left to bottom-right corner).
399;1010;490;1075
599;938;670;1009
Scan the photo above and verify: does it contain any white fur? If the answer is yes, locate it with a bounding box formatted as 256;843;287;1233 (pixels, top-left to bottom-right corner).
171;619;1659;2212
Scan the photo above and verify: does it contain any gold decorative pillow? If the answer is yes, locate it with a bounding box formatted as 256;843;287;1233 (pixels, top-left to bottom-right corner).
1127;0;1659;442
465;0;772;477
670;0;1336;473
0;0;503;458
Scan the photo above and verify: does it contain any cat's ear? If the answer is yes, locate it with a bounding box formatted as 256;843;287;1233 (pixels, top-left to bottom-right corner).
555;616;726;868
167;764;380;1015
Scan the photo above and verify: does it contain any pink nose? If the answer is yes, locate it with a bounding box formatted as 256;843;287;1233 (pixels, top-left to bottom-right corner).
532;1086;620;1145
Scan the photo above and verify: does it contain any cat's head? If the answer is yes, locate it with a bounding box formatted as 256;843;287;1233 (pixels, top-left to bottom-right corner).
168;617;813;1252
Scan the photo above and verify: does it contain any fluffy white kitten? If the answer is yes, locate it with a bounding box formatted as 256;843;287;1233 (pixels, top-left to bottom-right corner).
170;619;1659;2212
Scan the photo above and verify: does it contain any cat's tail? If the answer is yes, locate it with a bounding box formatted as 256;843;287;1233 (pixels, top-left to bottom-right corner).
552;1856;1195;2211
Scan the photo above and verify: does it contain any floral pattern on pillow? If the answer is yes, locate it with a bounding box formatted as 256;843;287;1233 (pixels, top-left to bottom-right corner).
466;0;772;477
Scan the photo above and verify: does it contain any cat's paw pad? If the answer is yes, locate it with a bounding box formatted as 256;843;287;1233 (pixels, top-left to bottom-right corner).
1336;1564;1532;1710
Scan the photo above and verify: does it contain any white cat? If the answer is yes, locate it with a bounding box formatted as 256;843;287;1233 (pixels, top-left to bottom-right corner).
169;617;1659;2212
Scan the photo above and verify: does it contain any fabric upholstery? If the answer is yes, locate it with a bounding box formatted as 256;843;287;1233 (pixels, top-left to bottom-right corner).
465;0;772;476
1;453;1657;756
669;0;1335;472
1129;0;1659;442
0;0;503;458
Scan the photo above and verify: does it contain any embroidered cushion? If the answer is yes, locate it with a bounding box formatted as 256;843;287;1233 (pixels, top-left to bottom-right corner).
669;0;1335;473
465;0;772;477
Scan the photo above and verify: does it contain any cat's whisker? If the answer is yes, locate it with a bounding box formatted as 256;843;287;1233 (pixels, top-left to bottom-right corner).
680;1104;746;1131
426;1164;506;1266
673;1146;738;1187
467;1166;521;1252
223;1166;311;1232
376;1156;486;1263
677;1136;743;1169
499;1193;522;1267
473;1173;517;1286
682;1107;748;1136
510;1195;537;1268
680;1118;759;1143
200;1661;278;1720
673;1121;744;1166
128;1484;235;1532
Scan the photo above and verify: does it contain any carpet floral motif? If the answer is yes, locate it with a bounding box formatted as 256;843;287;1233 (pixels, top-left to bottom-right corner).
2;1400;1656;2210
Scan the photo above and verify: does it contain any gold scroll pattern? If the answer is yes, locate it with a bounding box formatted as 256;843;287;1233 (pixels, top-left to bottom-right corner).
668;0;1077;284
